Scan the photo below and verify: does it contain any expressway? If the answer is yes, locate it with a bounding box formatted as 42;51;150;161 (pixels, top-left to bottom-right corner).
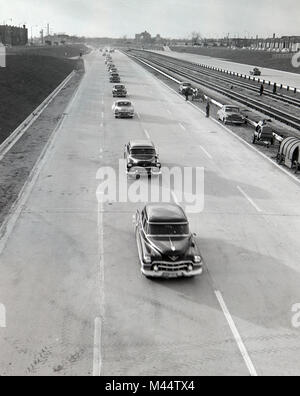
153;49;300;90
0;50;300;376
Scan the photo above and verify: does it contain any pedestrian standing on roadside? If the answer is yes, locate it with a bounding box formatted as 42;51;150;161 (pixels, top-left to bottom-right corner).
206;100;210;118
260;84;264;96
273;83;277;95
185;88;189;101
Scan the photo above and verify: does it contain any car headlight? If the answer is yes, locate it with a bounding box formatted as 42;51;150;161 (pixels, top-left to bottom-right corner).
156;162;161;168
188;264;194;272
127;163;133;168
193;256;202;264
153;265;159;272
144;256;152;264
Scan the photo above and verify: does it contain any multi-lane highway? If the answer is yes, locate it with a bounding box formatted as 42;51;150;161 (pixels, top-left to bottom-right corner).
154;49;300;90
0;50;300;376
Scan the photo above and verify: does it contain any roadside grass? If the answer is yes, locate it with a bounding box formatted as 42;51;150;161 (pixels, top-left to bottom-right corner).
170;46;300;74
7;44;90;59
0;52;85;144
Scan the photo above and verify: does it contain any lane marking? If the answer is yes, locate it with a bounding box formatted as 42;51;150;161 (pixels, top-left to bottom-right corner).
93;317;102;376
144;129;151;140
95;194;105;376
237;186;262;213
0;304;6;328
215;291;258;376
179;123;186;131
136;112;141;119
171;190;180;205
101;111;104;119
131;60;300;186
199;145;213;159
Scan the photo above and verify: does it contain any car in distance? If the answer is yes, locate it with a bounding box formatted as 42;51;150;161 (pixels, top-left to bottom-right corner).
112;100;134;118
109;67;118;74
217;105;246;125
179;82;192;94
250;67;261;76
110;73;121;83
124;140;161;177
135;203;203;279
112;84;127;97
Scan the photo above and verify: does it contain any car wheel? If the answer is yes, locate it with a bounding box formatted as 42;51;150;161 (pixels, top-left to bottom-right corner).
252;135;256;144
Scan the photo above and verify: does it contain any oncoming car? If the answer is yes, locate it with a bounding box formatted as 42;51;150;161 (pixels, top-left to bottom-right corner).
124;140;161;177
112;84;127;97
112;100;134;118
217;105;246;125
135;203;203;279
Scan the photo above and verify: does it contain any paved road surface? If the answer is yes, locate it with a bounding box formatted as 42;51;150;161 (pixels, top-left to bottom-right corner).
152;50;300;90
0;50;300;376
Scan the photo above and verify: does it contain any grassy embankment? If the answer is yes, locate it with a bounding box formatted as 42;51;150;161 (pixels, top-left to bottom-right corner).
0;44;89;144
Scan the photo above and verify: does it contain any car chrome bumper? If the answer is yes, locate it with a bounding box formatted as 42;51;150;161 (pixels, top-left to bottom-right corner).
141;267;203;278
127;167;161;177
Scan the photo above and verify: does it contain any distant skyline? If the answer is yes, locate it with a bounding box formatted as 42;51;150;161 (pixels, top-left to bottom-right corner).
1;0;300;39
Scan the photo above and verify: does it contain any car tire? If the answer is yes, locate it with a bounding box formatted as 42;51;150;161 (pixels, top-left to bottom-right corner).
252;135;256;144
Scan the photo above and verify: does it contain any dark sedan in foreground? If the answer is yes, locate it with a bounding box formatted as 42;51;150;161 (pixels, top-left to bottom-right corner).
135;204;203;278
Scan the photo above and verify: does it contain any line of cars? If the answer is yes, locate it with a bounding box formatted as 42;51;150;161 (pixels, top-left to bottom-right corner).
104;54;203;280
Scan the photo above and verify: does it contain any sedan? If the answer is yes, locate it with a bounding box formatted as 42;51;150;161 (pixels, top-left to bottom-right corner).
217;105;246;125
112;100;134;118
135;203;203;279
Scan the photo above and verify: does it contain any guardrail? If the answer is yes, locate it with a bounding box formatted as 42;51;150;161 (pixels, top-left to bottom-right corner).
0;70;76;161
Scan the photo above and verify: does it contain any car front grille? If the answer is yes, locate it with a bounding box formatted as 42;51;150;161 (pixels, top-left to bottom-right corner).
153;262;191;272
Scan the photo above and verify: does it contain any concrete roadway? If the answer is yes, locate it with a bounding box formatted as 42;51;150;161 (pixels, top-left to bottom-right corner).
153;49;300;90
0;50;300;376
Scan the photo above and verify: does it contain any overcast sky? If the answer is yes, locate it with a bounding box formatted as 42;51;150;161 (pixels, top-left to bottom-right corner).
1;0;300;38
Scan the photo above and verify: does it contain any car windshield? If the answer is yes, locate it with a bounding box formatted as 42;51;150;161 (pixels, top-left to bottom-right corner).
225;107;240;112
115;85;124;89
118;102;131;107
148;224;189;236
130;148;155;155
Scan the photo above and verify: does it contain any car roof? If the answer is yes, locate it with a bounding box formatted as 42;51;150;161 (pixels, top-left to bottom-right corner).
145;204;188;224
129;140;154;149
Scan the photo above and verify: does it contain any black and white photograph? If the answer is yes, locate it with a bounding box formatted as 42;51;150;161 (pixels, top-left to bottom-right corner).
0;0;300;379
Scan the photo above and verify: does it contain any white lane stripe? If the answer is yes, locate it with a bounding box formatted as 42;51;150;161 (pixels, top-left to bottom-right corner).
101;112;104;119
0;304;6;328
179;123;186;131
199;145;213;159
136;112;141;119
171;190;180;205
95;195;105;376
215;291;258;377
237;186;262;213
93;317;102;376
144;129;151;140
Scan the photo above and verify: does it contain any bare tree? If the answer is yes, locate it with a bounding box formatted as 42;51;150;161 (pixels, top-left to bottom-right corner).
191;31;202;45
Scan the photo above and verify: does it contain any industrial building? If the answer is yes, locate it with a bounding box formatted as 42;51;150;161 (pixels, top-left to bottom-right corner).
0;25;28;46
